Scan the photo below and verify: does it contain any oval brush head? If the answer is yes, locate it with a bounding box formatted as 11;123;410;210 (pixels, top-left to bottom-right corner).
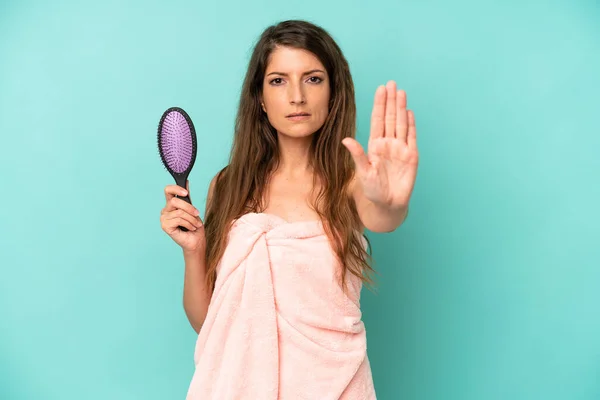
157;106;197;231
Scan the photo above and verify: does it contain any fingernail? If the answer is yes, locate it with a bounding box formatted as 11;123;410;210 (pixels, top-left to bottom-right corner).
194;209;200;216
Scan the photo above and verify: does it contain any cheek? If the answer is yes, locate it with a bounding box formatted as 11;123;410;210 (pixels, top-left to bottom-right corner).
316;88;331;112
315;97;330;120
263;89;286;109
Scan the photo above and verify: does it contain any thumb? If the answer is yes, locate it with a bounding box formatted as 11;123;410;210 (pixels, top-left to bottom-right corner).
342;138;369;172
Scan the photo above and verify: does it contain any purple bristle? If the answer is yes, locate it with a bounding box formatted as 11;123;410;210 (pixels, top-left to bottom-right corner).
160;110;193;173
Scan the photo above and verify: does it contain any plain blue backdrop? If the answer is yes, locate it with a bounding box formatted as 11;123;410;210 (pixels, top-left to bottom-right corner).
1;0;599;399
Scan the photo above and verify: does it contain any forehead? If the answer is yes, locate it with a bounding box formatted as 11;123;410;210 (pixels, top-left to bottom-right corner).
265;46;326;73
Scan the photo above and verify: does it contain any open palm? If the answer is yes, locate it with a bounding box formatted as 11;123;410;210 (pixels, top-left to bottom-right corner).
342;80;419;209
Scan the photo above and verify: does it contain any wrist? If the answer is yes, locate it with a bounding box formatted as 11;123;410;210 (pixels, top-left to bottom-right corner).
372;201;409;225
183;247;205;260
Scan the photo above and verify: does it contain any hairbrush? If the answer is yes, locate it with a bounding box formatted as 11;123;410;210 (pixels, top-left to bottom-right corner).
157;106;197;231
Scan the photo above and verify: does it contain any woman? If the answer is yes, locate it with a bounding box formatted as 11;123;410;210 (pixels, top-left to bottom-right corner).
160;19;418;400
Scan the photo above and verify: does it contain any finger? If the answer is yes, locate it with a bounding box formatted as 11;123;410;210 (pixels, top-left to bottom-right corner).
369;85;386;141
165;209;202;229
407;110;417;149
169;196;200;217
384;81;396;138
396;89;408;142
165;216;198;232
164;184;188;203
161;212;196;232
342;138;370;172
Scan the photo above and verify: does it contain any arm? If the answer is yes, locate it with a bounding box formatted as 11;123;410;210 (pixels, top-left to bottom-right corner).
342;82;418;234
182;174;218;334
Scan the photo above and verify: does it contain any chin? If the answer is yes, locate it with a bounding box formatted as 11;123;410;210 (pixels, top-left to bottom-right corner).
278;128;318;139
275;122;324;139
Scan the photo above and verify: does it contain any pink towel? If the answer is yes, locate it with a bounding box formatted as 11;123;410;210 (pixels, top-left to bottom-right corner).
186;212;376;399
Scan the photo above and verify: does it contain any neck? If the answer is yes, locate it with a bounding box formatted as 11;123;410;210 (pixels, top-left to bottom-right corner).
275;133;313;177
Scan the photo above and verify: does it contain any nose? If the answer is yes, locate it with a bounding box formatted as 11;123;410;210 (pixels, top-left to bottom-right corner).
288;82;306;105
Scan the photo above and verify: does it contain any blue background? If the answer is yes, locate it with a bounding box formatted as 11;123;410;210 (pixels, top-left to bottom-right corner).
1;0;599;399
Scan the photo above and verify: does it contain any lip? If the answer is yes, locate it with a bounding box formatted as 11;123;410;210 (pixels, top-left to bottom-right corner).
286;112;311;121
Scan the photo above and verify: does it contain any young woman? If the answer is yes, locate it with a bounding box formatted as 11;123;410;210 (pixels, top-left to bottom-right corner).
160;19;418;400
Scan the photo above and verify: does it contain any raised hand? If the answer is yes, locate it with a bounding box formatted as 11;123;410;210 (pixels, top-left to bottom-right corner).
342;80;419;210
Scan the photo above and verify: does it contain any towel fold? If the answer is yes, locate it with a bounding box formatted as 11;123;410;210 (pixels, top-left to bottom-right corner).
186;212;376;399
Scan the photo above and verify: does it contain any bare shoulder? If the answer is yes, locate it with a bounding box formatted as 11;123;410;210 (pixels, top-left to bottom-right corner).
205;166;228;214
207;173;219;201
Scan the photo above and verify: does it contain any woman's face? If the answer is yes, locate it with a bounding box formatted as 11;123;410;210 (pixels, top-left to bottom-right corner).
261;46;330;139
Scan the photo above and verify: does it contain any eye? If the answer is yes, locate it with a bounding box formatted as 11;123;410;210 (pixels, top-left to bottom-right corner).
308;76;323;84
269;78;283;85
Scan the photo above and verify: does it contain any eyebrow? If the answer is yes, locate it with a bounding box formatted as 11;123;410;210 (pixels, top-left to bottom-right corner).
266;69;325;77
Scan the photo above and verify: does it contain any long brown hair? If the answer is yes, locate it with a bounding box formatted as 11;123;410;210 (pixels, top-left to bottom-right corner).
203;20;375;293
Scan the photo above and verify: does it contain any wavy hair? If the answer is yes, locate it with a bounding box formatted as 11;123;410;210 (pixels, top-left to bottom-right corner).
203;20;375;293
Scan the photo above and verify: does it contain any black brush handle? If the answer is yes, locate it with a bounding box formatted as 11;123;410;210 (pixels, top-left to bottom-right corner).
174;175;192;232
